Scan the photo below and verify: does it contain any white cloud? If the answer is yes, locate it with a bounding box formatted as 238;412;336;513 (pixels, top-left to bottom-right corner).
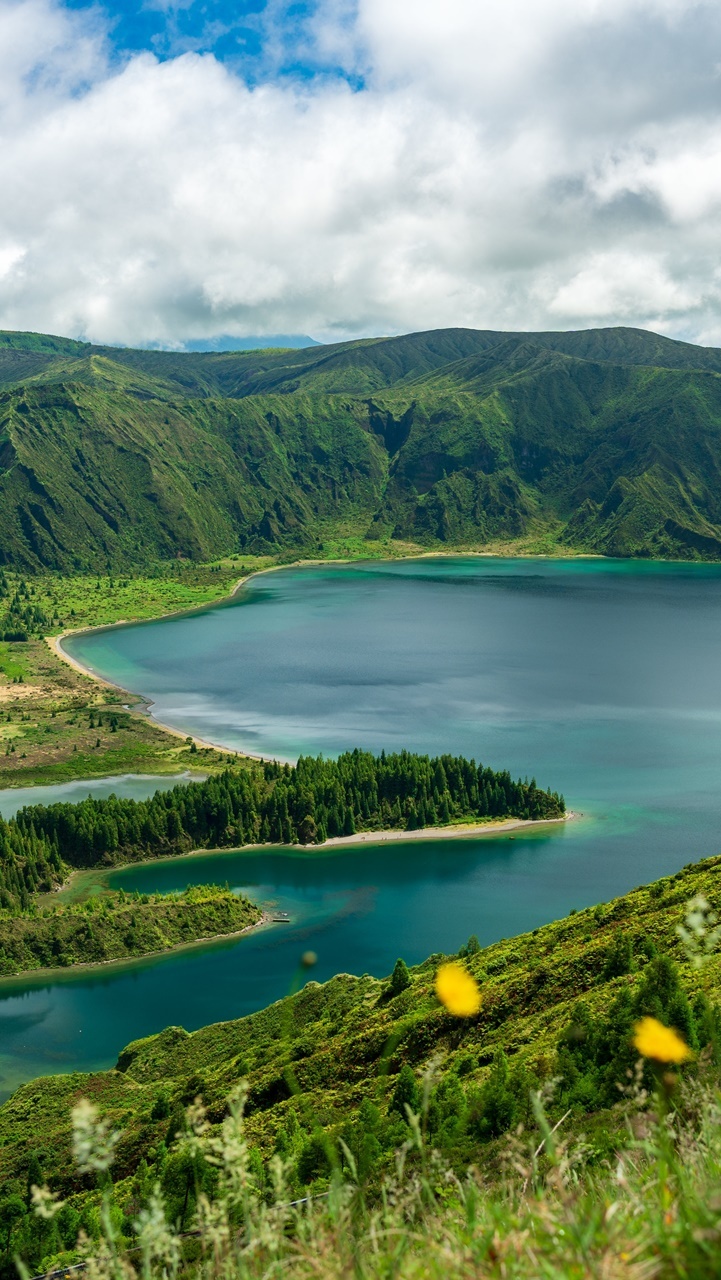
0;0;720;344
589;124;721;224
0;245;25;278
547;252;699;319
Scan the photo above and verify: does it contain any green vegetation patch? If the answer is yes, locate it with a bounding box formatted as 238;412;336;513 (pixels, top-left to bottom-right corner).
0;560;267;787
0;561;273;639
0;854;721;1278
0;885;261;976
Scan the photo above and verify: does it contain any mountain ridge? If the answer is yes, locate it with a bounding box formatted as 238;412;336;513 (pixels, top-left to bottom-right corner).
2;324;721;569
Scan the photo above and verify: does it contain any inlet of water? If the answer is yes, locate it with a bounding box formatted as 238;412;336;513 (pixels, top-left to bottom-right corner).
2;557;720;1098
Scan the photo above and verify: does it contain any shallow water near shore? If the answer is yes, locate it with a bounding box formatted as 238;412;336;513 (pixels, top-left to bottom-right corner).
0;772;199;821
3;556;721;1098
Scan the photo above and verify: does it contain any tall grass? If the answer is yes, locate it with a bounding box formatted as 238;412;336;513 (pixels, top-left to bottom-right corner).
18;1067;721;1279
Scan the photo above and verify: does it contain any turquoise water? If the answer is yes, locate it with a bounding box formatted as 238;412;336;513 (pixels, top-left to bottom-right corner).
0;773;200;821
2;556;721;1099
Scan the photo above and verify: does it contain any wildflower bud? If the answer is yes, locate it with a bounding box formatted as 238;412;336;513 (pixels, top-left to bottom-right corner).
435;961;481;1017
301;950;317;969
632;1017;693;1065
30;1185;64;1220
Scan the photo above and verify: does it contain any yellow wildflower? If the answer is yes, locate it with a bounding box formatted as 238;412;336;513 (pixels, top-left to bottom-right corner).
632;1016;694;1064
435;962;481;1017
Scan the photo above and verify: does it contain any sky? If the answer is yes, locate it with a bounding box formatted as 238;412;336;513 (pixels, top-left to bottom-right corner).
1;0;721;347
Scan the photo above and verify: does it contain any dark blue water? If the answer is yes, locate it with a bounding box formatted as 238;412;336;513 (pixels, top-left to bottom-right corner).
2;557;720;1099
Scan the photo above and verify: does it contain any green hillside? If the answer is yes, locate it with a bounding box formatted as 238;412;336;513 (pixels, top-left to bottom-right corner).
3;325;721;568
0;850;719;1275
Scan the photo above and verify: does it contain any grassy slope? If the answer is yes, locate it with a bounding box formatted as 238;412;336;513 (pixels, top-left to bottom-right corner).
1;853;718;1197
3;326;721;569
0;884;261;975
0;561;279;786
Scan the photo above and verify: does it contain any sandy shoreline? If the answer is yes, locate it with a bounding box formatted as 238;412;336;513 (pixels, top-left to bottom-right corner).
46;627;256;759
98;811;577;874
318;812;575;846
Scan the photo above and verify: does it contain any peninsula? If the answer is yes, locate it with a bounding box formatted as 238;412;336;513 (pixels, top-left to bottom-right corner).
0;884;262;978
0;750;565;974
8;749;565;888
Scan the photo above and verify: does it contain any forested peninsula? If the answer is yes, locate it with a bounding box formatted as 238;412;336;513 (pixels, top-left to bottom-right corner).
0;884;261;976
0;750;564;912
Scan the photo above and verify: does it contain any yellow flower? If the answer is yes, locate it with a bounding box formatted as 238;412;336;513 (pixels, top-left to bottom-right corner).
435;962;481;1017
632;1017;694;1064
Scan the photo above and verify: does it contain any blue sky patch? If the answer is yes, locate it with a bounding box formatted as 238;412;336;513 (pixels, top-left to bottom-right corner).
64;0;265;61
61;1;360;84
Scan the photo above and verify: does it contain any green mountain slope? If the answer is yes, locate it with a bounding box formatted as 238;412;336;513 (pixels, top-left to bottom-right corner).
3;325;721;568
100;324;721;398
370;347;721;555
100;329;497;395
485;325;721;371
0;376;386;569
0;853;718;1206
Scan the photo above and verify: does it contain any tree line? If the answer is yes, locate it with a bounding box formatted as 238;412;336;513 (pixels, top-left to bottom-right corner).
0;750;565;912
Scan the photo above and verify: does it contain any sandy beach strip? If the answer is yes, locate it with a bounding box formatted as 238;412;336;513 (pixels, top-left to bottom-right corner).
203;812;576;860
112;811;578;870
45;630;254;758
318;812;576;848
46;630;124;690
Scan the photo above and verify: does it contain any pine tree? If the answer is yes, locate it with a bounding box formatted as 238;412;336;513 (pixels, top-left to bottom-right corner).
390;1064;419;1120
390;958;411;996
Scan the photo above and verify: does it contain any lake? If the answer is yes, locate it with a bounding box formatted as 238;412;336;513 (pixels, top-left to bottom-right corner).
0;773;200;821
2;555;721;1099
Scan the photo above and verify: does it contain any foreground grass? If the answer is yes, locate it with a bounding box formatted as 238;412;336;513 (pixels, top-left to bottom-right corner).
72;1082;721;1278
7;1015;721;1279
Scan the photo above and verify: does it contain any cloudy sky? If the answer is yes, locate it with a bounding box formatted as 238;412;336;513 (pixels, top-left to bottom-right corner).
1;0;720;347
